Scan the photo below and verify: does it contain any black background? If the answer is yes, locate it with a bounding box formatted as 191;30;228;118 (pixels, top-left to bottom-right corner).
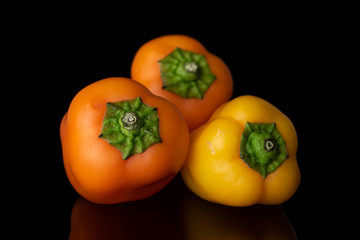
13;8;351;239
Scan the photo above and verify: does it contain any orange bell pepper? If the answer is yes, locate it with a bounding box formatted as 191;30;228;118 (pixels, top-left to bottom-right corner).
131;34;233;131
60;77;189;204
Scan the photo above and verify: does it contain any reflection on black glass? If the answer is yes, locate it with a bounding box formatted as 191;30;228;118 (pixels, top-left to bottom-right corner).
179;190;297;240
68;196;180;240
68;184;297;240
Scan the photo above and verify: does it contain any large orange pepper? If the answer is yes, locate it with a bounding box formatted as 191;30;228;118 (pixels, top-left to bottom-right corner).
60;77;189;204
181;95;300;206
131;35;233;131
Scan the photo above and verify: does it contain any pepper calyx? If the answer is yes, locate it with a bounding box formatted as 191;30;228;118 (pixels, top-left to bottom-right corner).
99;97;161;160
158;47;216;99
240;122;288;178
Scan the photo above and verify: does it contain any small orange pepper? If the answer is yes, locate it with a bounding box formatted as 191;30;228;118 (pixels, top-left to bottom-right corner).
131;34;233;131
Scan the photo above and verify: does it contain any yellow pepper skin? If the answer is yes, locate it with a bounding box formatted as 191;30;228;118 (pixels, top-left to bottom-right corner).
181;95;300;206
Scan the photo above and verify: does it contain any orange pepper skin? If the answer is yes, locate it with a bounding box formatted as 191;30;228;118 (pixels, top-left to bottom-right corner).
60;77;189;204
131;35;233;131
181;95;300;206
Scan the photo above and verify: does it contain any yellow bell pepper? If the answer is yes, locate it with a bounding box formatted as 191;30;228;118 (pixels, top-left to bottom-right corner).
181;95;300;206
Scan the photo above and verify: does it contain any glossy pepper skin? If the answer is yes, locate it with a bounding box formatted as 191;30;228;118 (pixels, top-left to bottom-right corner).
61;77;189;204
181;95;300;206
131;35;233;131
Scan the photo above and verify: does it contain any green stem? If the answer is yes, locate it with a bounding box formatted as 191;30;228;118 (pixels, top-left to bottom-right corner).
184;62;199;73
99;97;161;160
240;122;288;178
158;48;216;99
121;112;141;131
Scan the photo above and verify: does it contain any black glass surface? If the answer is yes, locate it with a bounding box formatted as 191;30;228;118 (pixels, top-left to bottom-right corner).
26;18;347;239
66;176;297;240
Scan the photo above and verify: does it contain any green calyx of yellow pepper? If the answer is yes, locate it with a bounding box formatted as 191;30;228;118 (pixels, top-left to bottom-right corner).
240;122;288;178
158;48;216;99
99;97;162;160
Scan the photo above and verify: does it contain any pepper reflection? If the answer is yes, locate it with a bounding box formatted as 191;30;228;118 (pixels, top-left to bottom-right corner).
69;187;297;239
179;190;297;240
68;196;180;240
